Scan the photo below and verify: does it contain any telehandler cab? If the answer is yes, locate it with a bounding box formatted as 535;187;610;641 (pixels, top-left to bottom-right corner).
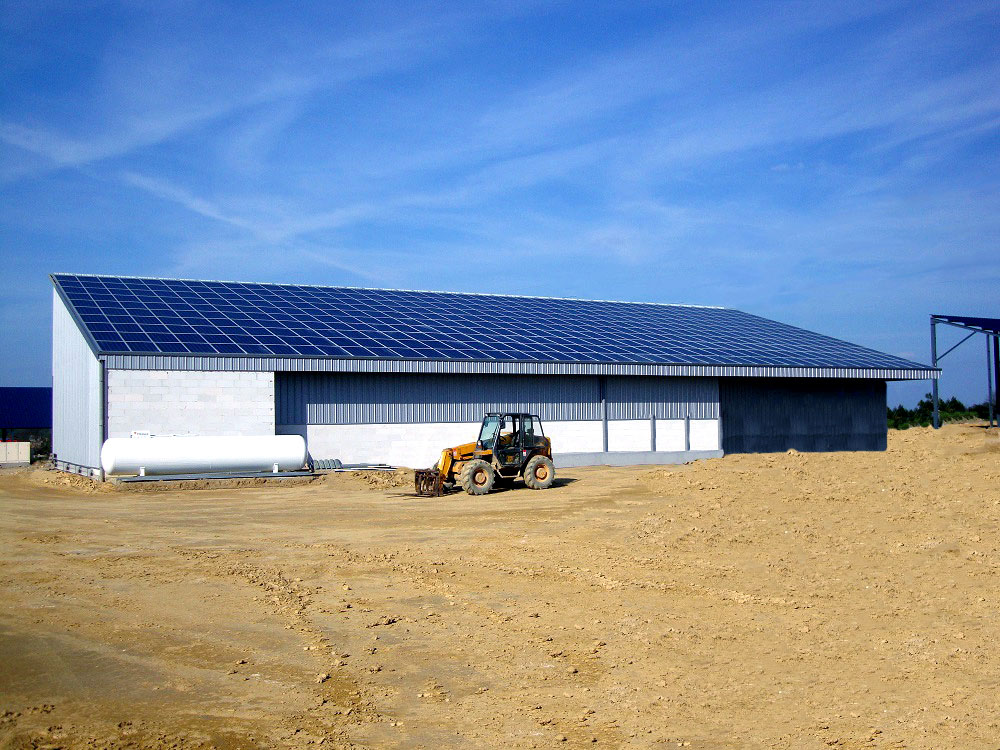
414;412;555;496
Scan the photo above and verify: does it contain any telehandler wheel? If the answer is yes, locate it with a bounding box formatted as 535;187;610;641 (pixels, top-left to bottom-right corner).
460;459;494;495
523;455;555;490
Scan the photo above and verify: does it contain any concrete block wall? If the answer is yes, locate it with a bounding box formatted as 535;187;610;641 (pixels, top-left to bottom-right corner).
612;419;721;452
289;418;720;467
556;418;721;467
290;419;608;468
108;370;275;438
301;422;481;468
607;420;650;451
689;419;721;451
655;419;686;450
544;420;604;454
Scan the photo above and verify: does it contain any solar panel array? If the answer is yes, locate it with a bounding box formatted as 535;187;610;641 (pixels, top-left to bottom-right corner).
51;274;927;369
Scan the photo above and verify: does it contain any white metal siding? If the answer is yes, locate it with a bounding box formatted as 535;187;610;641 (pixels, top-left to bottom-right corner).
52;290;102;468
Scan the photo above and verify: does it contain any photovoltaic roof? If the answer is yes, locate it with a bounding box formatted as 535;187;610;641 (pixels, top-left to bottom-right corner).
51;273;931;371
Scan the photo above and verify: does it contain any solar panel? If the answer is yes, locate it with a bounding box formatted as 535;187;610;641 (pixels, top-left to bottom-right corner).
51;274;929;369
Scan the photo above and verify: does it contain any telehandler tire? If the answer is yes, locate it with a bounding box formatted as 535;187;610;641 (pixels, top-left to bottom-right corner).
523;455;555;490
460;459;494;495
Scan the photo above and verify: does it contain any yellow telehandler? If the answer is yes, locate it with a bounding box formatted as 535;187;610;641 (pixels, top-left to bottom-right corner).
414;412;555;496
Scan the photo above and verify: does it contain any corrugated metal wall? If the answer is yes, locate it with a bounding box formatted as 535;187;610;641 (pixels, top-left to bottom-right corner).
606;376;718;419
275;373;718;425
719;378;887;453
52;290;103;468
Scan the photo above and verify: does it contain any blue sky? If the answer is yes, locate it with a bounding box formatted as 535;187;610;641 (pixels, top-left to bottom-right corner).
2;0;997;406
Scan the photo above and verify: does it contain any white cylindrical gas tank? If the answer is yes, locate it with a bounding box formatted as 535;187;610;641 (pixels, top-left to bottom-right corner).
101;435;307;476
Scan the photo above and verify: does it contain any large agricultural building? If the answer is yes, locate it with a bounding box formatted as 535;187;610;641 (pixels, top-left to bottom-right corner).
50;274;937;477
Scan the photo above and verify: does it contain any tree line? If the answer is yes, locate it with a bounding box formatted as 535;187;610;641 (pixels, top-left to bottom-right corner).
888;393;994;429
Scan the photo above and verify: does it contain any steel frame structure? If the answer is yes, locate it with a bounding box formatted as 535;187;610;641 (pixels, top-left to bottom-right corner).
930;315;1000;428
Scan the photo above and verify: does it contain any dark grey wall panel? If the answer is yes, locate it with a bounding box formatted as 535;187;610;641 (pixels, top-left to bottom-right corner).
720;378;887;453
275;373;721;425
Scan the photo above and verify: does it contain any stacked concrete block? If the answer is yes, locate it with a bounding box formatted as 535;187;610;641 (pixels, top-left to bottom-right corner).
108;371;274;438
689;419;721;451
543;420;604;454
653;418;721;451
606;418;721;452
655;419;686;451
292;417;721;468
291;419;612;467
607;420;650;451
304;422;482;468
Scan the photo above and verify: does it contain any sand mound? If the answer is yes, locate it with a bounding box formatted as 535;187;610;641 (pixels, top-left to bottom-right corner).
114;475;320;493
318;468;413;491
355;468;413;489
25;466;113;494
971;430;1000;454
2;422;999;748
16;465;321;494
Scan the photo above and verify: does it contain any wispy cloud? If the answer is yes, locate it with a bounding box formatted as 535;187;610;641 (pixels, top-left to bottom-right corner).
119;172;259;232
120;170;393;244
164;236;386;284
0;81;307;173
1;1;997;401
0;13;469;180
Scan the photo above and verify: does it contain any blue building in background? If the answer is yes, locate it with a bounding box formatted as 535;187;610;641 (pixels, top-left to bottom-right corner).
0;387;52;441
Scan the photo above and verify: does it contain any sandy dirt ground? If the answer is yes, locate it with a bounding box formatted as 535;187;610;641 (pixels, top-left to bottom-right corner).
1;424;998;750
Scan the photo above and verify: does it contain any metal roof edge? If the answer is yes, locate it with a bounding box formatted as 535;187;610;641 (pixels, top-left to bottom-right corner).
931;314;1000;335
50;272;725;310
50;275;102;358
100;354;939;380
